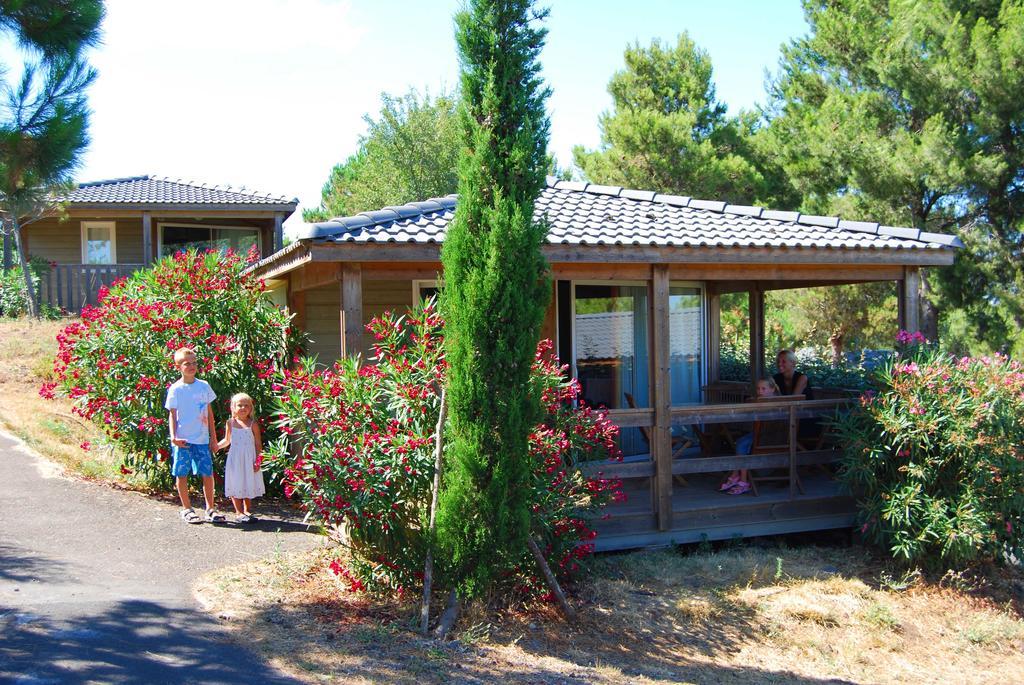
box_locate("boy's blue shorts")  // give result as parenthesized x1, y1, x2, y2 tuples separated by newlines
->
(171, 443, 213, 477)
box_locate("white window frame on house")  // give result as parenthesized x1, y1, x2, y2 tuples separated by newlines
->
(80, 221, 117, 265)
(156, 222, 262, 257)
(412, 279, 441, 303)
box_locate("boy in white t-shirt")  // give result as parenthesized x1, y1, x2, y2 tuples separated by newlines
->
(165, 347, 224, 524)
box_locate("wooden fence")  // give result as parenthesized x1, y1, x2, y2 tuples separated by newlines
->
(37, 263, 144, 314)
(582, 399, 851, 478)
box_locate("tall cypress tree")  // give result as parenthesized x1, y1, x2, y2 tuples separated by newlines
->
(435, 0, 551, 596)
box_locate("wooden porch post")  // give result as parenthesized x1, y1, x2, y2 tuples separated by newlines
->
(288, 288, 306, 331)
(652, 264, 673, 531)
(141, 211, 152, 267)
(898, 267, 921, 332)
(749, 286, 765, 385)
(340, 263, 363, 358)
(706, 285, 721, 384)
(273, 212, 285, 253)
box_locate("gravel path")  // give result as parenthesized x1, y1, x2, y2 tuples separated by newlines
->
(0, 430, 325, 684)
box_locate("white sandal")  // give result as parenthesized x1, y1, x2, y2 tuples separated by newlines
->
(180, 508, 202, 524)
(204, 508, 226, 523)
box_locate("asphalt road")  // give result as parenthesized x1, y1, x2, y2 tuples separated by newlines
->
(0, 430, 324, 684)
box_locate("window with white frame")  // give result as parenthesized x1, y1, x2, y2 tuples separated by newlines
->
(412, 279, 441, 303)
(81, 221, 117, 264)
(158, 223, 261, 258)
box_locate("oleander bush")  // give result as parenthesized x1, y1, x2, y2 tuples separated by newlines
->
(265, 300, 625, 597)
(836, 333, 1024, 568)
(42, 248, 304, 489)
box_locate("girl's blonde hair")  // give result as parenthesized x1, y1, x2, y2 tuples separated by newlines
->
(230, 392, 254, 411)
(757, 376, 780, 394)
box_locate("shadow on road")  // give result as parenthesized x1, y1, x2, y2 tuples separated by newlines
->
(0, 598, 300, 684)
(0, 542, 74, 585)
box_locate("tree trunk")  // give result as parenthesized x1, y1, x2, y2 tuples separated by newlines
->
(2, 232, 12, 271)
(420, 389, 447, 636)
(526, 536, 576, 621)
(11, 218, 39, 319)
(432, 588, 460, 639)
(829, 331, 844, 368)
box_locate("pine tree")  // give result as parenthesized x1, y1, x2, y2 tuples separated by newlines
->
(573, 33, 795, 207)
(765, 0, 1024, 354)
(434, 0, 551, 597)
(0, 0, 103, 317)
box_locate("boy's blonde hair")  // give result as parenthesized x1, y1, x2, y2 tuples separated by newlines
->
(173, 347, 196, 364)
(230, 392, 254, 408)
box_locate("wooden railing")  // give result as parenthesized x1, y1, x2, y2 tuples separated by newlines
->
(37, 263, 144, 314)
(581, 398, 854, 500)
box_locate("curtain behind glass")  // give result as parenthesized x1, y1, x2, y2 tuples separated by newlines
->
(669, 286, 703, 405)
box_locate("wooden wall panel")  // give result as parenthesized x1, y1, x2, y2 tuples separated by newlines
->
(300, 278, 413, 365)
(115, 219, 144, 264)
(303, 282, 341, 364)
(23, 218, 80, 263)
(25, 217, 145, 265)
(362, 279, 413, 329)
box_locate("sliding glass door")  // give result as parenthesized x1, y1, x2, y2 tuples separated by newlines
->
(563, 280, 706, 460)
(572, 283, 650, 458)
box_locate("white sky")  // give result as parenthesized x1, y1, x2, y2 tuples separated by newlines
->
(1, 1, 807, 233)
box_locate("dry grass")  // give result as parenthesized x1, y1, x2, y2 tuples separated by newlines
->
(0, 318, 134, 484)
(196, 542, 1024, 684)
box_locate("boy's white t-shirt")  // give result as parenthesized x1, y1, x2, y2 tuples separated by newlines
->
(164, 379, 216, 445)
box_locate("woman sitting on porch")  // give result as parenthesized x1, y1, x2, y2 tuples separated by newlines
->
(773, 349, 814, 400)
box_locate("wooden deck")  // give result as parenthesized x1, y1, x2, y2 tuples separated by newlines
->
(590, 471, 855, 551)
(580, 396, 858, 551)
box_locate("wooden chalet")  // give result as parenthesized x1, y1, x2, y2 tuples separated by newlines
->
(1, 175, 297, 313)
(246, 178, 961, 551)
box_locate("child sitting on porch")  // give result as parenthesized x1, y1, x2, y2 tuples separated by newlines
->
(719, 377, 779, 495)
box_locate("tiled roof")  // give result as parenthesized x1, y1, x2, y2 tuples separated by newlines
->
(296, 178, 961, 251)
(65, 175, 297, 207)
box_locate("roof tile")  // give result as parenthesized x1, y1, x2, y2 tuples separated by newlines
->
(878, 225, 921, 241)
(65, 174, 296, 206)
(620, 188, 657, 202)
(798, 215, 840, 229)
(291, 179, 959, 254)
(762, 209, 800, 222)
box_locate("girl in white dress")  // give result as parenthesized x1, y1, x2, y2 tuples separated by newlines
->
(216, 393, 265, 522)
